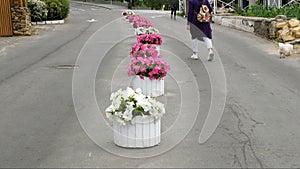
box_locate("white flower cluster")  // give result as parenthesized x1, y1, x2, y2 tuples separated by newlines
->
(27, 0, 48, 22)
(105, 87, 165, 125)
(135, 27, 160, 36)
(122, 10, 135, 16)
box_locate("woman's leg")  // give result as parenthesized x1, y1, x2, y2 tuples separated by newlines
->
(203, 37, 212, 49)
(191, 38, 199, 59)
(174, 10, 176, 19)
(203, 37, 214, 61)
(192, 38, 198, 54)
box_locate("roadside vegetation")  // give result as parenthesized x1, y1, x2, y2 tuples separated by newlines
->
(27, 0, 70, 22)
(231, 2, 300, 19)
(122, 0, 171, 10)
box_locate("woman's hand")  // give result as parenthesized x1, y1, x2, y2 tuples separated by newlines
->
(187, 25, 190, 30)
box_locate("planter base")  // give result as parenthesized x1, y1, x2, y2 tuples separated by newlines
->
(113, 116, 161, 148)
(132, 76, 164, 97)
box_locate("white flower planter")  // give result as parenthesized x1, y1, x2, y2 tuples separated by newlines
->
(155, 45, 160, 54)
(113, 116, 161, 148)
(132, 76, 164, 97)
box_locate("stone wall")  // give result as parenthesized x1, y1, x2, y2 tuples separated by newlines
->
(11, 0, 32, 36)
(213, 15, 257, 33)
(213, 14, 300, 42)
(253, 18, 277, 39)
(276, 17, 300, 42)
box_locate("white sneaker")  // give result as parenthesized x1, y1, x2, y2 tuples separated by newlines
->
(191, 54, 199, 60)
(207, 50, 214, 61)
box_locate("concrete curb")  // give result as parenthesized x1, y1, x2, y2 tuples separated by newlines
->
(70, 0, 127, 10)
(31, 20, 65, 25)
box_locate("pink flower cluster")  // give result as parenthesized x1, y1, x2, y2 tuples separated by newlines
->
(128, 43, 170, 80)
(126, 14, 138, 22)
(133, 18, 153, 28)
(137, 34, 162, 45)
(130, 43, 161, 58)
(125, 15, 170, 80)
(126, 14, 154, 28)
(127, 56, 171, 80)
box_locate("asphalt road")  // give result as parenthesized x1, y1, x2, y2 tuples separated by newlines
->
(0, 2, 300, 168)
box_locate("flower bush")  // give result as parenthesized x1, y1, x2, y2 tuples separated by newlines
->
(133, 17, 153, 28)
(124, 13, 170, 85)
(126, 15, 154, 28)
(135, 27, 159, 36)
(137, 34, 162, 45)
(122, 10, 135, 16)
(130, 43, 161, 58)
(105, 87, 165, 125)
(127, 55, 170, 80)
(127, 14, 139, 22)
(27, 0, 48, 22)
(41, 0, 69, 20)
(27, 0, 69, 21)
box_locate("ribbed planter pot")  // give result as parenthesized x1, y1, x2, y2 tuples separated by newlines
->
(132, 76, 164, 97)
(155, 45, 160, 54)
(113, 116, 161, 148)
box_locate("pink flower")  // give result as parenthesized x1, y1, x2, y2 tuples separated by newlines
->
(127, 57, 171, 80)
(141, 44, 147, 50)
(137, 34, 162, 45)
(130, 43, 160, 59)
(133, 65, 140, 72)
(139, 75, 144, 80)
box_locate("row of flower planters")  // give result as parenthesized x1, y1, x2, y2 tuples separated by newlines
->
(105, 11, 171, 148)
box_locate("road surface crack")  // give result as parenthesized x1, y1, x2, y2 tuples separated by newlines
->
(226, 98, 264, 168)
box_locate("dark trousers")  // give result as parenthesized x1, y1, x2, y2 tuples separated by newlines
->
(171, 8, 176, 19)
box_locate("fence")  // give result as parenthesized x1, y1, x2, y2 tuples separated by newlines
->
(0, 0, 13, 36)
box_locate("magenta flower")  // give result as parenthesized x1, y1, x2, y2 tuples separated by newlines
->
(127, 56, 171, 80)
(137, 34, 162, 45)
(130, 43, 161, 59)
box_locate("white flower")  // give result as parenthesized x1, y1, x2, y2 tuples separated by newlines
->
(110, 89, 122, 101)
(123, 87, 135, 100)
(135, 27, 145, 36)
(116, 111, 123, 117)
(146, 27, 159, 34)
(127, 10, 134, 15)
(105, 104, 115, 112)
(122, 109, 133, 121)
(112, 99, 121, 109)
(127, 101, 134, 110)
(135, 27, 159, 36)
(106, 112, 113, 121)
(137, 98, 151, 112)
(132, 90, 145, 102)
(104, 87, 165, 125)
(117, 118, 126, 126)
(135, 88, 142, 94)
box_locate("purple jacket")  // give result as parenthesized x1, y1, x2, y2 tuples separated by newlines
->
(187, 0, 213, 39)
(187, 0, 213, 25)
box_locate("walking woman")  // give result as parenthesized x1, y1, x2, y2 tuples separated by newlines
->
(170, 1, 177, 20)
(187, 0, 214, 61)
